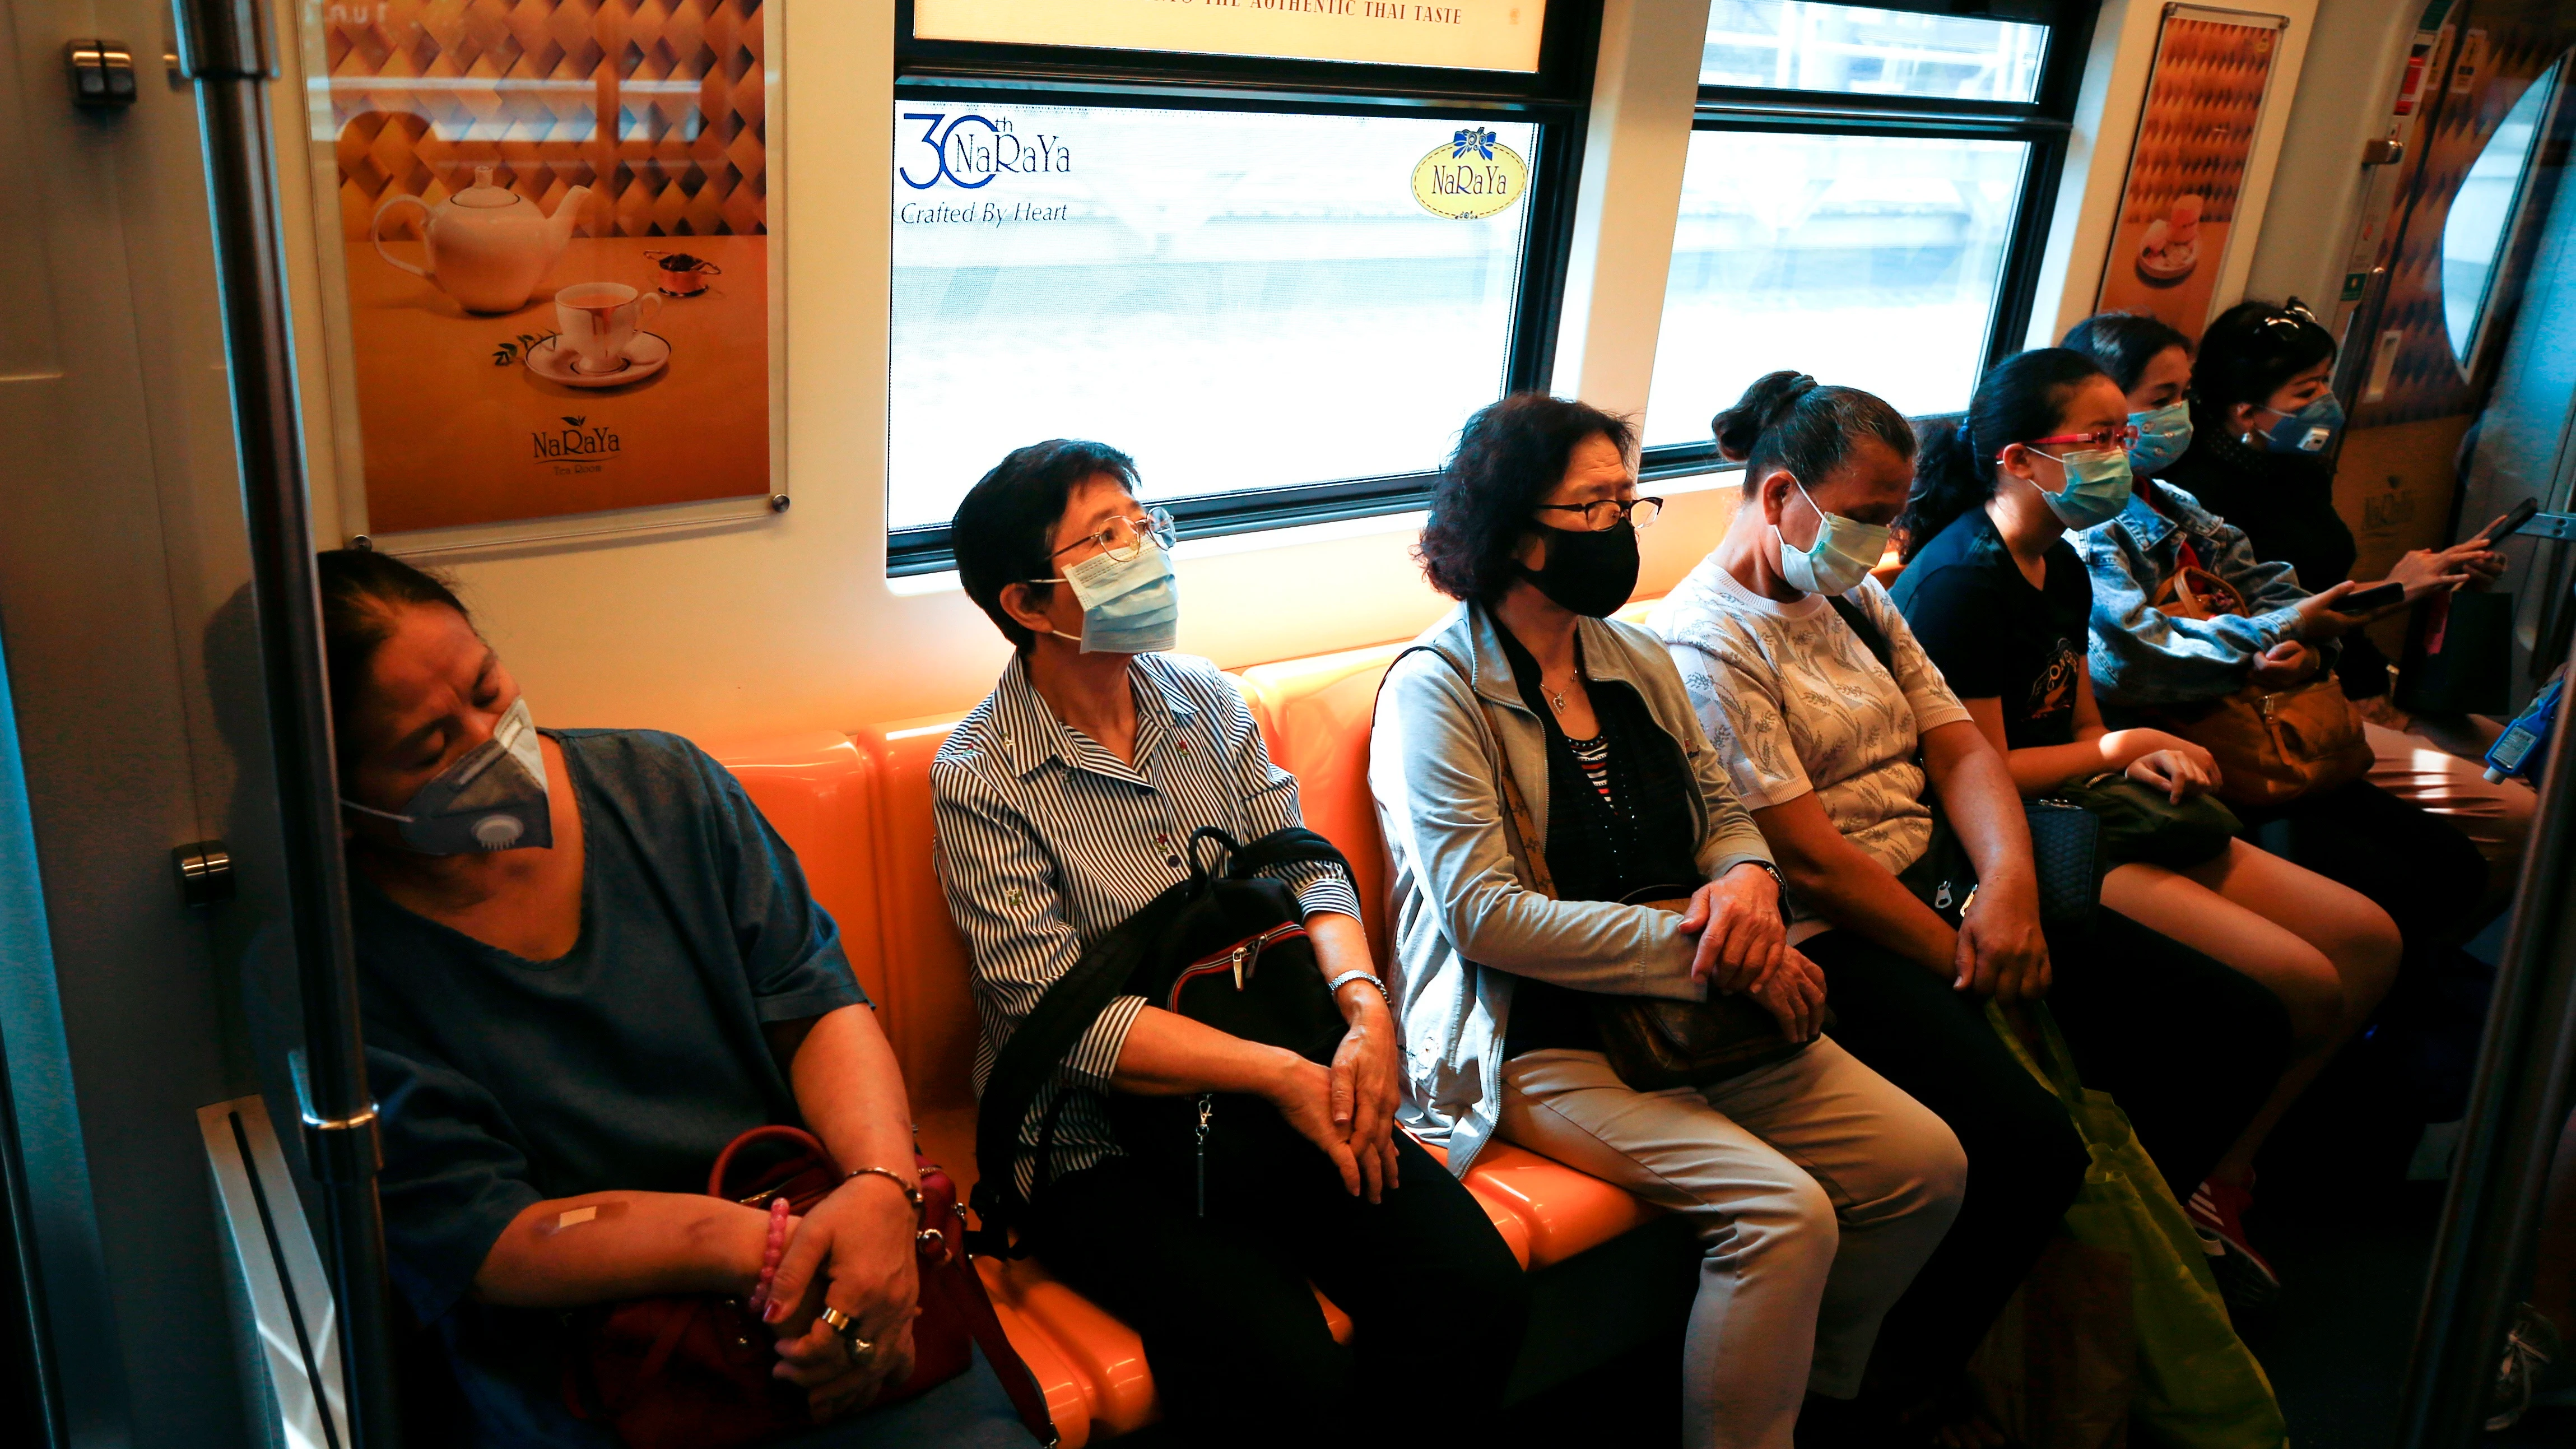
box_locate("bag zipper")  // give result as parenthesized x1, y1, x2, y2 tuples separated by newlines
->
(1194, 1093, 1213, 1218)
(1164, 922, 1308, 1010)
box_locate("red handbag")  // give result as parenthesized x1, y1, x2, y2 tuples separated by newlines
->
(565, 1125, 1057, 1448)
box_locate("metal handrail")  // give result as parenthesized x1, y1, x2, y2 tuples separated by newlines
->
(172, 0, 401, 1443)
(2399, 624, 2576, 1447)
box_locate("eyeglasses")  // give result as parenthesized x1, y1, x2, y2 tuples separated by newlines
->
(1534, 496, 1664, 532)
(1046, 505, 1178, 566)
(2025, 425, 2140, 454)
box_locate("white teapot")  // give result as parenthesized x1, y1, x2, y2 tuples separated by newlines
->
(371, 165, 592, 314)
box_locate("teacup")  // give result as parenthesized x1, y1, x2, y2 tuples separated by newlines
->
(555, 282, 663, 374)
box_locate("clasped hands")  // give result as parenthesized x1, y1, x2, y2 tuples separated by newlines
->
(759, 1174, 923, 1423)
(1678, 863, 1824, 1042)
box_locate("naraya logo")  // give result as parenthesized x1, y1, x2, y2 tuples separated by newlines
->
(1411, 127, 1528, 221)
(533, 415, 620, 462)
(899, 112, 1072, 190)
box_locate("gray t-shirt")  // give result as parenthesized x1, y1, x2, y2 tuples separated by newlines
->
(1648, 556, 1971, 935)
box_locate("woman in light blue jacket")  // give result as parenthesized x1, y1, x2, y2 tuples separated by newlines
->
(1369, 393, 1963, 1449)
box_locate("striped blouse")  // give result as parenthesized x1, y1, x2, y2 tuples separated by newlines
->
(931, 652, 1361, 1197)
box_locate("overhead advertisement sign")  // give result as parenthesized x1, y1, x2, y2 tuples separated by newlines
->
(912, 0, 1546, 73)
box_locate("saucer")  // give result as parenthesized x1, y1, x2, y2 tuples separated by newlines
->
(527, 332, 671, 387)
(2136, 242, 2198, 286)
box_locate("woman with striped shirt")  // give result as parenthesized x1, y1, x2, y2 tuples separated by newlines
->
(932, 439, 1527, 1449)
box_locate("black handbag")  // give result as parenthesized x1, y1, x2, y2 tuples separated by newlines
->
(1827, 596, 2103, 934)
(1389, 644, 1817, 1094)
(1897, 801, 2100, 933)
(970, 825, 1355, 1247)
(2049, 772, 2239, 870)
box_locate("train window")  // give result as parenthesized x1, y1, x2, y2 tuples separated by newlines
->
(1644, 0, 2091, 471)
(1699, 0, 2049, 103)
(885, 8, 1594, 575)
(1645, 130, 2028, 447)
(2443, 59, 2563, 371)
(888, 105, 1537, 537)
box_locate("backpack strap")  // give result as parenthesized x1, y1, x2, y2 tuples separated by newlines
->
(1826, 593, 1897, 677)
(1217, 824, 1352, 883)
(1376, 643, 1559, 897)
(966, 832, 1355, 1254)
(968, 874, 1193, 1256)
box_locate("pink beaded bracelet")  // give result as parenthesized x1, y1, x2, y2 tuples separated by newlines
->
(746, 1196, 792, 1312)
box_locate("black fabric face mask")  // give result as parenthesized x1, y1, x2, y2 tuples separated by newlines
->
(1522, 519, 1640, 618)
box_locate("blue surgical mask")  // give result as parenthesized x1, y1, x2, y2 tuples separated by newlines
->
(342, 696, 554, 854)
(2127, 400, 2192, 475)
(1041, 542, 1180, 654)
(2031, 447, 2133, 531)
(1775, 477, 1890, 597)
(2256, 392, 2344, 454)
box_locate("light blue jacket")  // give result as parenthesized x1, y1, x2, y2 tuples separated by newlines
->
(2080, 480, 2328, 708)
(1366, 603, 1776, 1178)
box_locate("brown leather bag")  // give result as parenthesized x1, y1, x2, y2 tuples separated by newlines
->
(2149, 566, 2370, 811)
(1394, 645, 1816, 1093)
(564, 1125, 1057, 1449)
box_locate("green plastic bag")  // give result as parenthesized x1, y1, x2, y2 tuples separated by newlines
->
(1988, 1003, 2290, 1449)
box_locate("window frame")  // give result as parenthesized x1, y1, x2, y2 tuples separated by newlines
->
(1642, 0, 2100, 482)
(885, 0, 1602, 575)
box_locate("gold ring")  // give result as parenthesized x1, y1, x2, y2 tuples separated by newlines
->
(816, 1306, 872, 1360)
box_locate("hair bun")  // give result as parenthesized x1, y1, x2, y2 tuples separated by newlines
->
(1712, 370, 1821, 462)
(1769, 373, 1821, 425)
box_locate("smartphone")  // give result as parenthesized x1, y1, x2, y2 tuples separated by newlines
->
(2340, 580, 2407, 613)
(2481, 496, 2544, 545)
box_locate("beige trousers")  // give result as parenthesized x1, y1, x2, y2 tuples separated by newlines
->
(2363, 721, 2534, 879)
(1498, 1039, 1965, 1449)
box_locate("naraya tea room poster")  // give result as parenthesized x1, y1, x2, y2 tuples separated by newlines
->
(323, 0, 771, 535)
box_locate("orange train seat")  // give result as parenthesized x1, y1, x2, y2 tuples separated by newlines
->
(710, 625, 1704, 1439)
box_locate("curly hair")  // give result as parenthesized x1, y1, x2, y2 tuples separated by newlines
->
(1416, 393, 1636, 602)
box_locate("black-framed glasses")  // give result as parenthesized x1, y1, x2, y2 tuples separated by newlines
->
(1535, 496, 1664, 532)
(1045, 505, 1178, 568)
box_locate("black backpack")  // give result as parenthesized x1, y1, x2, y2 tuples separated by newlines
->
(968, 826, 1356, 1253)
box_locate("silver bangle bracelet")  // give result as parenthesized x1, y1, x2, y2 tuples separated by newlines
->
(842, 1164, 923, 1211)
(1325, 970, 1394, 1014)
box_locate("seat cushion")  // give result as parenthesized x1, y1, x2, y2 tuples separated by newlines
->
(850, 715, 983, 1127)
(1232, 644, 1410, 960)
(1442, 1140, 1667, 1271)
(707, 732, 890, 1014)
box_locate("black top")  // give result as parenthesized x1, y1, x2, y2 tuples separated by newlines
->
(1891, 507, 2090, 751)
(354, 729, 865, 1441)
(1492, 622, 1702, 1055)
(2163, 397, 2386, 697)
